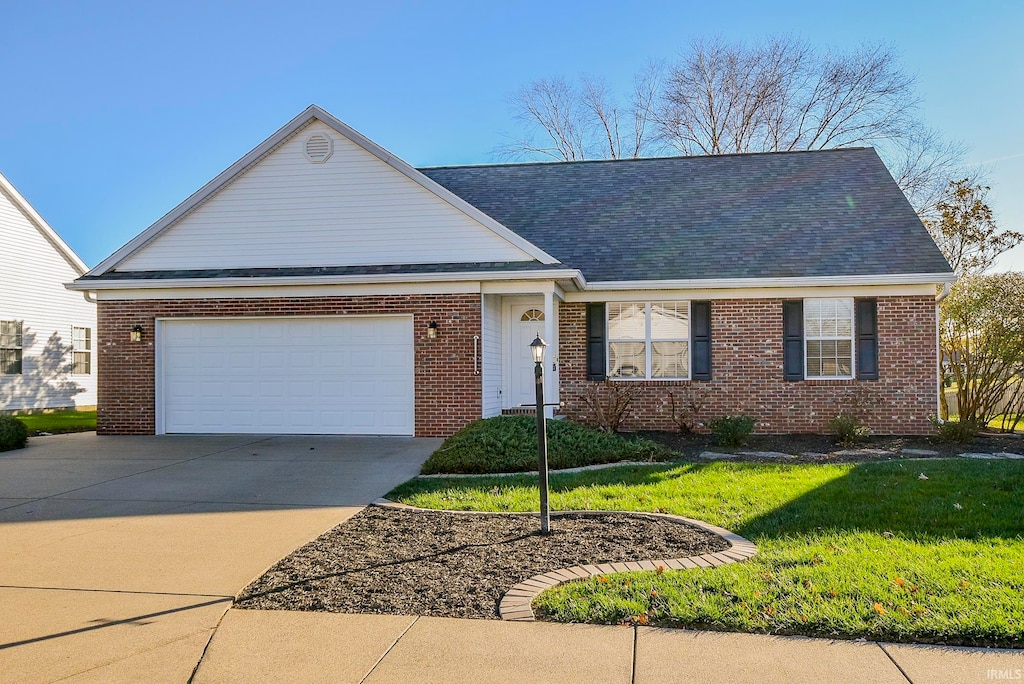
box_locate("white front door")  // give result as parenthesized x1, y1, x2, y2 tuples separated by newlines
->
(510, 303, 546, 409)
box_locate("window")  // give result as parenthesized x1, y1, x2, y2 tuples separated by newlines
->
(1, 321, 23, 374)
(72, 326, 92, 375)
(607, 302, 689, 379)
(520, 309, 544, 322)
(804, 298, 853, 379)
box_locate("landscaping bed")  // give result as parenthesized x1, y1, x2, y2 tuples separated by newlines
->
(390, 458, 1024, 647)
(235, 506, 727, 619)
(641, 430, 1024, 463)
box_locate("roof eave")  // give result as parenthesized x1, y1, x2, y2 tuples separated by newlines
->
(585, 273, 957, 290)
(66, 268, 586, 291)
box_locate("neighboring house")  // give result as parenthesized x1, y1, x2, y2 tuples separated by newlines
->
(1, 171, 96, 412)
(70, 105, 954, 437)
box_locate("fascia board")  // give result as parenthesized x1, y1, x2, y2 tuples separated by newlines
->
(66, 268, 585, 291)
(585, 273, 957, 290)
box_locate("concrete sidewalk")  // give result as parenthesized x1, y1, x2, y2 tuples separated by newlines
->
(194, 609, 1024, 684)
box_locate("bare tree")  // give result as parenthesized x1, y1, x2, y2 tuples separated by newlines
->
(498, 62, 665, 161)
(927, 180, 1024, 275)
(500, 36, 967, 215)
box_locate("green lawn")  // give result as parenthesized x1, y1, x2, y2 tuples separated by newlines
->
(388, 459, 1024, 647)
(16, 410, 97, 435)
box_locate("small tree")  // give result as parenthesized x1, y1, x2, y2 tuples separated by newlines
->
(927, 180, 1024, 276)
(940, 273, 1024, 431)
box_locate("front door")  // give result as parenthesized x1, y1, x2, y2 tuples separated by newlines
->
(510, 303, 546, 409)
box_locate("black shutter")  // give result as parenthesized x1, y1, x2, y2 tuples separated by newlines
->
(691, 301, 712, 380)
(586, 303, 607, 380)
(783, 300, 804, 381)
(855, 298, 879, 380)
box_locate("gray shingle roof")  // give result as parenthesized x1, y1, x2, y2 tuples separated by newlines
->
(420, 148, 953, 282)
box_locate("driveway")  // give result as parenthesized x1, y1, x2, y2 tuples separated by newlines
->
(0, 432, 438, 683)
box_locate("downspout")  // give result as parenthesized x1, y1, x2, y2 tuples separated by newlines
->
(934, 283, 952, 420)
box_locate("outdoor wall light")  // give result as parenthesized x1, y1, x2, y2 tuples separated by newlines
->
(426, 320, 439, 339)
(130, 325, 144, 343)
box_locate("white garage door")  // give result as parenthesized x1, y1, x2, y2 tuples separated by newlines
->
(159, 316, 414, 435)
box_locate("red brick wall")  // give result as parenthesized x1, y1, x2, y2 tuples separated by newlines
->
(558, 296, 938, 435)
(97, 294, 482, 437)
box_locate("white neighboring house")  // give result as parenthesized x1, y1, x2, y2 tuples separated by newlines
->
(0, 171, 96, 412)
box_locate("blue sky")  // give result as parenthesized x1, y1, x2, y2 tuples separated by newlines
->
(2, 0, 1021, 271)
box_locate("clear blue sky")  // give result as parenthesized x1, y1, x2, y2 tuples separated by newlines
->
(2, 0, 1022, 271)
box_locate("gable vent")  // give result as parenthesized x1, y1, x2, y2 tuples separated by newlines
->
(304, 133, 333, 163)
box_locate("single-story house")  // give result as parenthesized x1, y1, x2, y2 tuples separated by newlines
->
(69, 105, 955, 437)
(1, 170, 96, 413)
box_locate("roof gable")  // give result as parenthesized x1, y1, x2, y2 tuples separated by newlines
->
(92, 106, 556, 275)
(421, 149, 954, 283)
(0, 171, 87, 276)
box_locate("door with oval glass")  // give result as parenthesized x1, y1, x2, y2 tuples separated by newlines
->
(510, 303, 545, 409)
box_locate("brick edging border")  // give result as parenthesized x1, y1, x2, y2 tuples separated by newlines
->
(372, 499, 757, 622)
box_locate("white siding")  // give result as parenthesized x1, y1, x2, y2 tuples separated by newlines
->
(0, 185, 96, 411)
(481, 294, 503, 418)
(119, 121, 535, 271)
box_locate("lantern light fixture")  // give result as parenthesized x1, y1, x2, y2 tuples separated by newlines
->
(426, 320, 439, 339)
(130, 324, 144, 343)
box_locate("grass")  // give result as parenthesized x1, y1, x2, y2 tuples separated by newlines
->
(387, 459, 1024, 647)
(16, 410, 97, 435)
(986, 414, 1023, 433)
(420, 415, 670, 474)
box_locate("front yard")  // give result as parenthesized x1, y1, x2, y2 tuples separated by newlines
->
(389, 458, 1024, 647)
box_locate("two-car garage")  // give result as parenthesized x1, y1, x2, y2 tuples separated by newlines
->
(157, 316, 415, 435)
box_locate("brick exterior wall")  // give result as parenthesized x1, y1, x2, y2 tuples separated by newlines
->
(97, 294, 482, 437)
(558, 296, 939, 435)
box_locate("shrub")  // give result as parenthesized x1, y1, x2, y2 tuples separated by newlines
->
(0, 415, 29, 452)
(829, 413, 871, 446)
(707, 414, 756, 447)
(421, 415, 671, 474)
(931, 416, 980, 443)
(577, 380, 642, 433)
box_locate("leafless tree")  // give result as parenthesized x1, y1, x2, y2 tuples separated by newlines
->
(500, 36, 968, 215)
(497, 61, 665, 161)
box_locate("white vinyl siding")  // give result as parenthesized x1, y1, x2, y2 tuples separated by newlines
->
(481, 294, 502, 418)
(0, 184, 96, 410)
(608, 302, 690, 380)
(119, 121, 536, 271)
(804, 298, 855, 379)
(158, 317, 414, 435)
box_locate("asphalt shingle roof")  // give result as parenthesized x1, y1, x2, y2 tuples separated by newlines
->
(420, 148, 953, 282)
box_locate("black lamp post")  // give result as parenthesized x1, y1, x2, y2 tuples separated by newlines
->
(530, 334, 551, 534)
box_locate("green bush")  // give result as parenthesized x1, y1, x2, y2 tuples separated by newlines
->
(421, 415, 671, 474)
(932, 417, 980, 443)
(0, 415, 29, 452)
(706, 414, 756, 447)
(829, 413, 871, 446)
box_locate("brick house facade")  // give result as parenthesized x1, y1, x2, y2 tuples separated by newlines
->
(72, 105, 954, 439)
(96, 294, 482, 437)
(558, 296, 939, 435)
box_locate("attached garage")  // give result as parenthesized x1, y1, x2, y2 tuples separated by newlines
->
(157, 316, 414, 435)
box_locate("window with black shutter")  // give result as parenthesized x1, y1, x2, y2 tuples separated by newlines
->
(855, 299, 879, 380)
(586, 303, 606, 380)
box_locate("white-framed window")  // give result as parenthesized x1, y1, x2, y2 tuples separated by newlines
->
(804, 298, 854, 379)
(72, 326, 91, 375)
(1, 320, 22, 375)
(608, 301, 690, 380)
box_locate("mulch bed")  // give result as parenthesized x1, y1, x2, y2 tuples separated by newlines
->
(236, 506, 727, 619)
(637, 430, 1023, 463)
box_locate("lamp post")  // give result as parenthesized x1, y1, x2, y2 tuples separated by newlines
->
(530, 334, 551, 535)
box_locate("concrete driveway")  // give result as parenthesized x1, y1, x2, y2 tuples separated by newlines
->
(0, 432, 438, 683)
